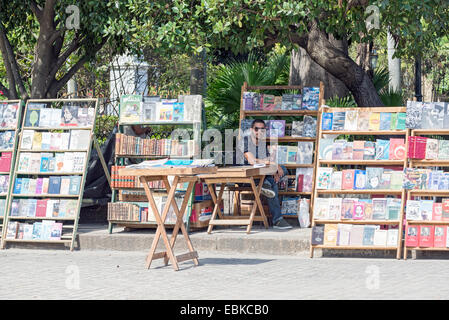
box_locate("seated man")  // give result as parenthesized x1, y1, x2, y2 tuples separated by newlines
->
(239, 119, 292, 230)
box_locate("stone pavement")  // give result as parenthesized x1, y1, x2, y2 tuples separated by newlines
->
(1, 248, 449, 300)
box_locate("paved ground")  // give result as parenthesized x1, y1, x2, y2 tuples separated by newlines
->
(1, 248, 449, 300)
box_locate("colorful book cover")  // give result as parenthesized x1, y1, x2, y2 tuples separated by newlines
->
(301, 87, 320, 111)
(372, 198, 387, 220)
(379, 113, 392, 131)
(368, 113, 380, 131)
(24, 105, 42, 127)
(319, 138, 334, 160)
(405, 101, 422, 129)
(419, 200, 434, 221)
(323, 224, 338, 246)
(331, 112, 345, 131)
(301, 116, 317, 138)
(439, 173, 449, 190)
(442, 199, 449, 221)
(273, 96, 282, 110)
(405, 225, 419, 247)
(429, 170, 442, 190)
(433, 202, 443, 221)
(366, 167, 383, 189)
(353, 202, 365, 220)
(330, 171, 343, 190)
(364, 201, 374, 220)
(419, 225, 434, 247)
(341, 169, 355, 190)
(425, 138, 439, 159)
(61, 105, 79, 126)
(268, 120, 286, 138)
(296, 174, 304, 192)
(344, 110, 358, 131)
(49, 223, 63, 240)
(406, 200, 421, 220)
(396, 112, 406, 130)
(291, 121, 303, 137)
(352, 140, 365, 160)
(390, 113, 398, 130)
(261, 94, 275, 111)
(341, 141, 353, 160)
(316, 167, 333, 189)
(341, 199, 354, 219)
(280, 93, 293, 110)
(438, 140, 449, 160)
(291, 94, 302, 110)
(311, 226, 324, 245)
(313, 198, 330, 220)
(407, 136, 416, 159)
(48, 176, 61, 194)
(414, 136, 428, 159)
(375, 139, 390, 160)
(362, 226, 376, 246)
(6, 221, 18, 239)
(331, 139, 346, 160)
(157, 102, 174, 121)
(35, 199, 47, 217)
(321, 113, 333, 131)
(296, 168, 313, 192)
(380, 170, 392, 189)
(296, 142, 313, 164)
(386, 198, 401, 220)
(328, 197, 342, 220)
(242, 92, 256, 111)
(119, 94, 142, 123)
(13, 178, 22, 194)
(434, 226, 447, 248)
(286, 146, 297, 164)
(357, 111, 370, 131)
(363, 141, 375, 160)
(389, 138, 406, 160)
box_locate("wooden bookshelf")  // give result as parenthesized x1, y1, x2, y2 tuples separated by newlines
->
(310, 106, 408, 259)
(404, 128, 449, 259)
(1, 98, 99, 250)
(0, 100, 23, 245)
(109, 94, 206, 233)
(239, 82, 324, 220)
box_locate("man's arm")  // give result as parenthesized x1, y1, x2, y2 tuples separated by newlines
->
(244, 152, 271, 165)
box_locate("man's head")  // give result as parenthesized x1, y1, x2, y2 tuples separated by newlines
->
(251, 119, 266, 140)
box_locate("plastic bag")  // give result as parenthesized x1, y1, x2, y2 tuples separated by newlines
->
(298, 198, 310, 228)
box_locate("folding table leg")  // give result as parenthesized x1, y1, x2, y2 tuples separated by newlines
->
(207, 183, 225, 234)
(248, 176, 269, 233)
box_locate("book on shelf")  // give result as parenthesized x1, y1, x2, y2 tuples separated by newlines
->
(301, 87, 319, 110)
(316, 167, 333, 189)
(349, 225, 364, 246)
(0, 151, 12, 172)
(291, 121, 303, 137)
(319, 138, 334, 160)
(301, 116, 317, 138)
(321, 113, 333, 131)
(344, 110, 358, 131)
(363, 141, 375, 160)
(120, 95, 142, 123)
(337, 224, 352, 246)
(379, 113, 392, 131)
(362, 225, 376, 246)
(296, 168, 313, 192)
(311, 225, 324, 245)
(373, 229, 388, 246)
(0, 102, 19, 128)
(368, 113, 380, 131)
(330, 171, 342, 190)
(328, 197, 342, 220)
(141, 96, 160, 121)
(434, 226, 447, 247)
(323, 224, 338, 246)
(357, 111, 370, 131)
(0, 130, 15, 149)
(331, 112, 345, 131)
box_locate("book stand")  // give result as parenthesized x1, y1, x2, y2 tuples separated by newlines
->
(119, 166, 216, 270)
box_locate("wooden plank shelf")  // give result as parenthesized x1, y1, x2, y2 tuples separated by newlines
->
(246, 85, 302, 90)
(0, 127, 17, 131)
(316, 189, 403, 194)
(282, 164, 314, 168)
(406, 220, 449, 225)
(321, 130, 407, 136)
(409, 160, 449, 167)
(312, 245, 398, 250)
(319, 160, 405, 165)
(408, 190, 449, 196)
(21, 149, 88, 153)
(22, 126, 92, 130)
(313, 219, 400, 225)
(12, 194, 79, 198)
(8, 216, 76, 221)
(115, 154, 192, 159)
(243, 110, 318, 116)
(411, 129, 449, 135)
(265, 136, 316, 142)
(0, 149, 13, 153)
(118, 121, 197, 125)
(16, 172, 84, 175)
(4, 239, 72, 244)
(279, 191, 312, 196)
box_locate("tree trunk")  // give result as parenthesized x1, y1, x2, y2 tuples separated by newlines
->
(289, 36, 350, 101)
(289, 21, 384, 107)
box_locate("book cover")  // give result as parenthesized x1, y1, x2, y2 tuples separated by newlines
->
(337, 224, 352, 246)
(29, 153, 41, 172)
(403, 168, 420, 190)
(49, 223, 63, 240)
(39, 108, 52, 127)
(379, 112, 392, 131)
(341, 169, 355, 190)
(328, 197, 342, 220)
(301, 116, 317, 138)
(321, 113, 333, 131)
(330, 171, 343, 190)
(368, 113, 380, 131)
(323, 224, 338, 246)
(61, 104, 79, 126)
(50, 108, 62, 127)
(286, 146, 297, 164)
(352, 140, 365, 160)
(331, 112, 345, 131)
(0, 103, 18, 128)
(420, 102, 433, 129)
(35, 199, 47, 217)
(13, 178, 22, 194)
(439, 173, 449, 191)
(387, 229, 399, 247)
(301, 87, 320, 110)
(291, 121, 303, 137)
(119, 94, 142, 123)
(296, 142, 313, 164)
(372, 198, 387, 220)
(21, 130, 34, 150)
(40, 220, 54, 240)
(353, 202, 365, 220)
(373, 229, 387, 246)
(32, 131, 42, 150)
(444, 102, 449, 129)
(158, 102, 174, 121)
(414, 136, 428, 159)
(24, 105, 42, 127)
(296, 174, 304, 192)
(380, 170, 392, 189)
(344, 110, 358, 131)
(434, 226, 447, 248)
(387, 198, 401, 220)
(349, 225, 365, 246)
(46, 199, 56, 218)
(405, 225, 419, 247)
(280, 93, 293, 110)
(442, 199, 449, 221)
(375, 139, 390, 160)
(141, 96, 160, 120)
(366, 167, 383, 189)
(48, 176, 61, 194)
(31, 222, 42, 240)
(396, 112, 406, 130)
(70, 130, 91, 150)
(405, 100, 422, 129)
(260, 94, 275, 111)
(357, 111, 370, 131)
(60, 177, 71, 195)
(363, 141, 375, 160)
(0, 173, 9, 193)
(341, 199, 354, 219)
(172, 102, 184, 122)
(319, 138, 334, 160)
(438, 140, 449, 160)
(406, 200, 422, 220)
(389, 138, 406, 160)
(62, 152, 75, 172)
(23, 224, 34, 240)
(69, 176, 81, 195)
(407, 136, 416, 159)
(296, 168, 313, 192)
(291, 94, 302, 110)
(433, 202, 443, 221)
(342, 141, 353, 160)
(419, 225, 434, 247)
(6, 221, 18, 239)
(316, 167, 333, 190)
(273, 96, 283, 110)
(390, 113, 398, 130)
(425, 138, 439, 159)
(313, 198, 329, 220)
(9, 199, 19, 216)
(429, 170, 442, 190)
(363, 201, 374, 220)
(42, 178, 49, 194)
(331, 139, 345, 160)
(427, 102, 445, 129)
(41, 132, 51, 150)
(311, 225, 324, 245)
(39, 154, 50, 173)
(362, 226, 376, 246)
(268, 120, 286, 138)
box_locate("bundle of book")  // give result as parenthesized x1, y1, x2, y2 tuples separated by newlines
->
(242, 87, 320, 111)
(280, 197, 310, 216)
(319, 138, 406, 161)
(405, 199, 449, 221)
(316, 167, 403, 191)
(0, 102, 19, 128)
(271, 142, 314, 165)
(240, 116, 317, 137)
(408, 136, 449, 160)
(312, 224, 399, 247)
(24, 103, 95, 127)
(117, 190, 148, 202)
(115, 133, 194, 157)
(314, 197, 401, 221)
(17, 152, 85, 173)
(21, 130, 91, 151)
(405, 224, 449, 248)
(403, 168, 449, 190)
(321, 109, 406, 131)
(111, 166, 164, 189)
(5, 221, 64, 241)
(405, 101, 449, 129)
(13, 176, 81, 196)
(9, 199, 78, 218)
(120, 95, 196, 123)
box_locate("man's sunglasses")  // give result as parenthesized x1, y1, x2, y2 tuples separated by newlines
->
(253, 127, 266, 132)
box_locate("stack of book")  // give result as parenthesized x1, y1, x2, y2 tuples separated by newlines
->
(21, 130, 90, 151)
(242, 87, 319, 111)
(312, 224, 399, 247)
(14, 176, 81, 195)
(316, 167, 403, 190)
(408, 136, 449, 160)
(111, 166, 164, 189)
(115, 133, 194, 157)
(321, 110, 406, 131)
(24, 103, 95, 127)
(314, 197, 401, 220)
(118, 190, 148, 202)
(406, 199, 449, 221)
(107, 202, 149, 222)
(403, 168, 449, 190)
(17, 152, 85, 173)
(9, 199, 78, 218)
(319, 138, 406, 161)
(405, 225, 449, 248)
(405, 101, 449, 129)
(6, 221, 63, 241)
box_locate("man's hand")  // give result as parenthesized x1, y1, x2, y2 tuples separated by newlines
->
(274, 165, 284, 183)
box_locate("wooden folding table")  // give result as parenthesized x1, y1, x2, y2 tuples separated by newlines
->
(119, 166, 217, 271)
(199, 165, 278, 234)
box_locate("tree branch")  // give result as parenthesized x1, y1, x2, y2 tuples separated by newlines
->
(0, 81, 11, 99)
(0, 22, 17, 98)
(29, 0, 43, 22)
